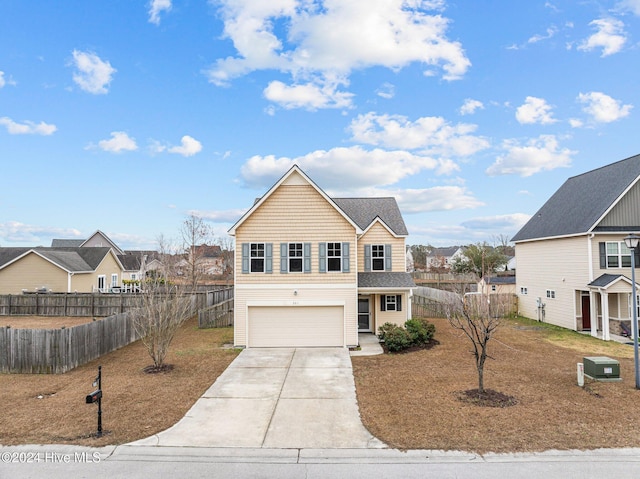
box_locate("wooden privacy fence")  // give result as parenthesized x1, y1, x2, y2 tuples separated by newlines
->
(0, 288, 234, 374)
(0, 288, 233, 317)
(198, 298, 234, 328)
(412, 291, 518, 320)
(412, 294, 449, 319)
(0, 311, 141, 374)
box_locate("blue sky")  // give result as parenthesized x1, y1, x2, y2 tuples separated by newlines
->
(1, 0, 638, 250)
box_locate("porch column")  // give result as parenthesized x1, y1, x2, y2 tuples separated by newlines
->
(591, 291, 602, 338)
(599, 291, 609, 340)
(603, 293, 610, 341)
(590, 291, 598, 335)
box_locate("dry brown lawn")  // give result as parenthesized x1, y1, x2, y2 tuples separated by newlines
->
(0, 318, 239, 446)
(3, 314, 640, 453)
(0, 316, 105, 329)
(352, 316, 640, 453)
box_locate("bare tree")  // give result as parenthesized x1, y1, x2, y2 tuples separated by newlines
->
(133, 236, 195, 372)
(445, 288, 513, 393)
(181, 214, 213, 290)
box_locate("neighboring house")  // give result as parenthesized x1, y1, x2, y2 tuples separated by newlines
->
(425, 246, 463, 271)
(0, 247, 124, 294)
(512, 154, 640, 340)
(478, 276, 516, 295)
(53, 230, 151, 284)
(228, 165, 415, 348)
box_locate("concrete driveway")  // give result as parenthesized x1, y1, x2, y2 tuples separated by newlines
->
(132, 347, 385, 449)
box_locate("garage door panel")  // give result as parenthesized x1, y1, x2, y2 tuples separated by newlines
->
(249, 306, 343, 347)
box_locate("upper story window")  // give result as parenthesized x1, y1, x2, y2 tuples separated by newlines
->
(607, 241, 631, 268)
(371, 245, 385, 271)
(327, 242, 342, 272)
(365, 244, 392, 272)
(289, 243, 303, 272)
(318, 242, 350, 273)
(251, 243, 265, 272)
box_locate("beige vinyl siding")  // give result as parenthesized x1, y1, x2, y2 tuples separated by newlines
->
(0, 253, 68, 294)
(71, 253, 123, 292)
(515, 236, 589, 330)
(235, 183, 357, 285)
(358, 223, 406, 272)
(373, 293, 408, 330)
(235, 285, 357, 347)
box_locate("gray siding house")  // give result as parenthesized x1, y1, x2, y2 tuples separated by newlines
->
(512, 153, 640, 340)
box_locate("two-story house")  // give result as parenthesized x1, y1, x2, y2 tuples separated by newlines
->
(228, 165, 415, 348)
(512, 153, 640, 340)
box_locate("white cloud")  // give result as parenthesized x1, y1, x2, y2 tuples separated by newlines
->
(617, 0, 640, 15)
(348, 112, 490, 157)
(0, 71, 5, 88)
(390, 186, 484, 213)
(527, 26, 558, 44)
(71, 50, 116, 94)
(97, 131, 138, 153)
(0, 117, 57, 135)
(515, 96, 557, 125)
(263, 80, 354, 110)
(189, 209, 247, 223)
(376, 82, 395, 100)
(578, 91, 632, 123)
(0, 222, 82, 244)
(240, 145, 442, 190)
(168, 135, 203, 157)
(486, 135, 576, 177)
(459, 98, 484, 115)
(148, 0, 172, 25)
(461, 213, 531, 231)
(206, 1, 470, 109)
(569, 118, 584, 128)
(578, 18, 626, 57)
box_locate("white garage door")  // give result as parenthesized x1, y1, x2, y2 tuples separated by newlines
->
(248, 306, 344, 347)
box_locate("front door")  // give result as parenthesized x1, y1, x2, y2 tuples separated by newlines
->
(358, 297, 371, 331)
(582, 295, 591, 330)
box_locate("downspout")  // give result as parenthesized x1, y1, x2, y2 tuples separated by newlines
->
(68, 272, 74, 293)
(587, 233, 595, 282)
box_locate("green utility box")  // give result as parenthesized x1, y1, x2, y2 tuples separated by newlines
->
(583, 356, 621, 381)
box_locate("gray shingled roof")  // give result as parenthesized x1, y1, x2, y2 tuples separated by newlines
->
(512, 154, 640, 242)
(333, 197, 409, 236)
(0, 247, 112, 272)
(358, 272, 416, 289)
(588, 273, 629, 288)
(51, 239, 84, 247)
(428, 246, 460, 257)
(485, 276, 516, 285)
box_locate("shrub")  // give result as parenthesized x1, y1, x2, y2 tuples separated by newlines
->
(377, 322, 397, 341)
(405, 318, 436, 345)
(383, 326, 412, 352)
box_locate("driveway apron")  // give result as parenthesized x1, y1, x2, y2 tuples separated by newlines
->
(132, 348, 385, 449)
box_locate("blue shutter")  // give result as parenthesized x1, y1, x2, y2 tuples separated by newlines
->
(304, 243, 311, 273)
(385, 244, 392, 271)
(265, 243, 273, 273)
(342, 242, 350, 273)
(280, 243, 288, 273)
(319, 242, 326, 273)
(241, 243, 249, 274)
(364, 245, 371, 272)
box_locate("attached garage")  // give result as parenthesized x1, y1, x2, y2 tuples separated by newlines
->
(247, 305, 344, 347)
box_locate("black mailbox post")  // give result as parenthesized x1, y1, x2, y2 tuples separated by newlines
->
(85, 366, 102, 437)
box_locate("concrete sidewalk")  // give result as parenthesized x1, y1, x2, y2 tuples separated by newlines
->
(131, 347, 384, 449)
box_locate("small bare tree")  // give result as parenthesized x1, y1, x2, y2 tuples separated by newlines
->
(133, 236, 195, 372)
(181, 214, 213, 291)
(446, 289, 513, 393)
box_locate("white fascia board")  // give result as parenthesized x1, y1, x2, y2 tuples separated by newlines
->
(361, 216, 404, 238)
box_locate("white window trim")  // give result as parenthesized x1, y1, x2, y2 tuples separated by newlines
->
(606, 241, 632, 269)
(288, 242, 303, 273)
(371, 244, 385, 271)
(111, 274, 118, 287)
(520, 287, 528, 295)
(327, 242, 342, 272)
(250, 242, 266, 273)
(546, 289, 556, 299)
